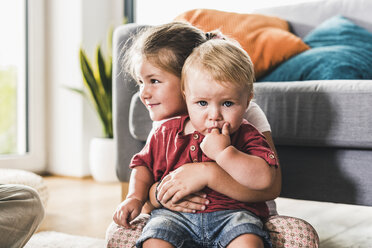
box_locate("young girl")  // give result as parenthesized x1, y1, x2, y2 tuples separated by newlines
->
(108, 22, 281, 246)
(128, 22, 280, 213)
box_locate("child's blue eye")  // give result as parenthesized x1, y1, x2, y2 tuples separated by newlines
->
(198, 101, 207, 106)
(223, 101, 234, 107)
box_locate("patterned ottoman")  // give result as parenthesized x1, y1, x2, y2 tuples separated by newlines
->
(265, 215, 320, 248)
(106, 213, 320, 248)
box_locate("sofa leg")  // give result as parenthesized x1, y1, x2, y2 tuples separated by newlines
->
(121, 182, 129, 201)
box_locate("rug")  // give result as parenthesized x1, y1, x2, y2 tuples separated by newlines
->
(25, 231, 105, 248)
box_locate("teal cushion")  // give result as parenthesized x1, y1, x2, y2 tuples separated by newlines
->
(258, 16, 372, 81)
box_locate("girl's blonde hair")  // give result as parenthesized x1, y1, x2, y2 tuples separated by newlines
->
(123, 22, 207, 81)
(181, 39, 255, 96)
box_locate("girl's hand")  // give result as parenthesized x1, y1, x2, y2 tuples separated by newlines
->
(160, 192, 208, 213)
(200, 122, 231, 160)
(157, 163, 210, 207)
(113, 197, 143, 228)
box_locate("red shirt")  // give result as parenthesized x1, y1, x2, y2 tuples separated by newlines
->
(130, 115, 278, 218)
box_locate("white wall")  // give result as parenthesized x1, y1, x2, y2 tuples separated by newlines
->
(136, 0, 320, 25)
(45, 0, 123, 177)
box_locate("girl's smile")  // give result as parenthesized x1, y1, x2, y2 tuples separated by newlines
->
(137, 59, 187, 121)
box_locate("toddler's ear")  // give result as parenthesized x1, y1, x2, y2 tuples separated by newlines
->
(246, 93, 253, 108)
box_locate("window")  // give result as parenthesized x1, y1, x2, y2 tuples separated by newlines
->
(0, 0, 27, 156)
(0, 0, 45, 171)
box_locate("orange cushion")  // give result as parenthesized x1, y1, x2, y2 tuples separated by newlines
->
(174, 9, 310, 78)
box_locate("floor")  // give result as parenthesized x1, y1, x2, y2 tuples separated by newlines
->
(38, 176, 121, 239)
(38, 176, 372, 247)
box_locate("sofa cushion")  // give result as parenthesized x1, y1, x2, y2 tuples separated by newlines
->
(253, 80, 372, 148)
(129, 92, 152, 141)
(258, 16, 372, 81)
(304, 15, 372, 48)
(174, 9, 309, 78)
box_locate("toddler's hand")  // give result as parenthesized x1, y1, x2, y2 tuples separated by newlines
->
(200, 122, 231, 160)
(113, 197, 143, 228)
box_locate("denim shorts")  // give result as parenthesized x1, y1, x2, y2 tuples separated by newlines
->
(136, 209, 272, 248)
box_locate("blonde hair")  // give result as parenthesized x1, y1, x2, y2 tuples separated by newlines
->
(123, 22, 206, 81)
(181, 39, 255, 96)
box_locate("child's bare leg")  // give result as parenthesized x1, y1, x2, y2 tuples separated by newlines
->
(227, 234, 264, 248)
(143, 238, 175, 248)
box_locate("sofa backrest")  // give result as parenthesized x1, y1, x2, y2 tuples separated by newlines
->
(125, 0, 372, 141)
(254, 0, 372, 38)
(121, 0, 372, 144)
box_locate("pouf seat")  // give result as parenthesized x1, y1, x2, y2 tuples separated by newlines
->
(25, 231, 105, 248)
(0, 168, 49, 206)
(105, 213, 320, 248)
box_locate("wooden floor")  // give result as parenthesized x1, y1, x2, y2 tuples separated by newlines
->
(38, 176, 372, 247)
(38, 176, 122, 239)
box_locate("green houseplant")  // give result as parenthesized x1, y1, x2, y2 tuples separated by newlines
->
(79, 40, 113, 138)
(75, 28, 117, 182)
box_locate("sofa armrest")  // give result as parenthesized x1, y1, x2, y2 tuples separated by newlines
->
(113, 24, 149, 182)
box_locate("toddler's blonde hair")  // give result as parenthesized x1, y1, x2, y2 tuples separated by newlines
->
(181, 39, 255, 96)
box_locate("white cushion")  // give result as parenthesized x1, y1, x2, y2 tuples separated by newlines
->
(0, 168, 48, 206)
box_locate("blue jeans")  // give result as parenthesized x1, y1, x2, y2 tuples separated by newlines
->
(136, 209, 271, 248)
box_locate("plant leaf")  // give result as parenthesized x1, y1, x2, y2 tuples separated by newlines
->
(78, 28, 114, 138)
(63, 86, 86, 96)
(80, 48, 107, 133)
(97, 46, 111, 96)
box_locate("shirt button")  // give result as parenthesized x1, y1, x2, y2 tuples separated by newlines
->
(190, 145, 196, 151)
(269, 154, 275, 159)
(193, 133, 199, 139)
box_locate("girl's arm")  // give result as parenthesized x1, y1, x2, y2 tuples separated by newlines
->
(113, 166, 153, 227)
(157, 160, 279, 205)
(261, 130, 281, 198)
(156, 130, 281, 207)
(126, 166, 154, 204)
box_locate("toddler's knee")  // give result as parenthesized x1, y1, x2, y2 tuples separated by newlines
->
(227, 234, 264, 248)
(143, 238, 174, 248)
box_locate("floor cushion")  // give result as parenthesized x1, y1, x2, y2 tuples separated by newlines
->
(0, 168, 49, 206)
(25, 231, 104, 248)
(266, 215, 319, 248)
(105, 213, 319, 248)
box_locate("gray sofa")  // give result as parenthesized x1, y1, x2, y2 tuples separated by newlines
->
(113, 0, 372, 206)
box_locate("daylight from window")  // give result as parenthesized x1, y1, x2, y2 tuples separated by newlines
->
(0, 0, 26, 155)
(135, 0, 320, 25)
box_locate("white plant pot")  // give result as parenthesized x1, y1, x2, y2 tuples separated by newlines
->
(89, 137, 118, 183)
